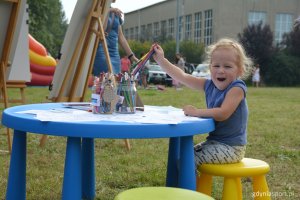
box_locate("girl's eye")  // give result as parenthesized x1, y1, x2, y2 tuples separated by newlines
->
(225, 65, 232, 68)
(212, 65, 219, 68)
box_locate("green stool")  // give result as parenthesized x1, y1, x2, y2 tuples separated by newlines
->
(114, 187, 214, 200)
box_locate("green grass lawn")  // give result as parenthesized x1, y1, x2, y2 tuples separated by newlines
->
(1, 86, 299, 199)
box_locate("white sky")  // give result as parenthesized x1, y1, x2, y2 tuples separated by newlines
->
(61, 0, 166, 22)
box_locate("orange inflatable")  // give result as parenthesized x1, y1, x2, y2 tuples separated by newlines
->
(29, 34, 47, 56)
(30, 63, 56, 76)
(29, 49, 57, 67)
(27, 34, 56, 86)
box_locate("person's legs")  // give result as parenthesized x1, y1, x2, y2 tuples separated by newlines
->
(194, 140, 246, 166)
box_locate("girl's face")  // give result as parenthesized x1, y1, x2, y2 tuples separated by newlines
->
(210, 47, 241, 90)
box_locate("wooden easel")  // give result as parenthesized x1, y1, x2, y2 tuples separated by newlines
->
(0, 0, 23, 154)
(0, 80, 26, 104)
(39, 0, 131, 150)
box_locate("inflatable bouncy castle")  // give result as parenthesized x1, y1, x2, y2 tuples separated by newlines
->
(27, 34, 56, 86)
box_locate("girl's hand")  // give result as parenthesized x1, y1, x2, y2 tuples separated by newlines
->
(183, 105, 200, 117)
(152, 44, 165, 64)
(131, 55, 139, 63)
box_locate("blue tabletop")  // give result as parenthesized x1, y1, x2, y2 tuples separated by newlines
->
(2, 103, 215, 139)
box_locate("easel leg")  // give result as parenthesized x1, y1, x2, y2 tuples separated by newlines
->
(20, 87, 25, 104)
(1, 62, 12, 153)
(39, 135, 48, 147)
(124, 139, 131, 151)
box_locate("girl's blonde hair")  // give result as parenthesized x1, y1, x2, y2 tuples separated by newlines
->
(205, 38, 253, 79)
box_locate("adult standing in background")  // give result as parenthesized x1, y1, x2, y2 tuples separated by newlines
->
(173, 53, 185, 90)
(93, 1, 138, 76)
(252, 64, 260, 87)
(120, 54, 131, 73)
(175, 53, 185, 72)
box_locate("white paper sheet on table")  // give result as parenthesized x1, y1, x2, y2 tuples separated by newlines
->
(15, 105, 202, 124)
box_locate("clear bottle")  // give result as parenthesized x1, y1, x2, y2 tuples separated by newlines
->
(91, 77, 100, 114)
(116, 80, 136, 114)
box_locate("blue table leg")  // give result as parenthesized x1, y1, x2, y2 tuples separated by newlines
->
(62, 137, 82, 200)
(81, 138, 95, 199)
(6, 130, 27, 200)
(178, 136, 196, 190)
(166, 137, 180, 187)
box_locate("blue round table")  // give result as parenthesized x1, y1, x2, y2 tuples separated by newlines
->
(2, 103, 215, 200)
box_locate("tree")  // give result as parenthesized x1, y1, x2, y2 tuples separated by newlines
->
(180, 40, 205, 64)
(238, 22, 274, 79)
(265, 52, 300, 86)
(281, 22, 300, 57)
(27, 0, 68, 57)
(267, 19, 300, 86)
(123, 40, 152, 59)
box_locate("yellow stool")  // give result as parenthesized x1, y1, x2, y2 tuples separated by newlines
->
(197, 158, 270, 200)
(115, 187, 215, 200)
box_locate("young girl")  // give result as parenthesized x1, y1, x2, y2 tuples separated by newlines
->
(152, 38, 252, 165)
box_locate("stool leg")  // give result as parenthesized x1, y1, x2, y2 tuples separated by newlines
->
(235, 178, 242, 200)
(196, 173, 212, 196)
(222, 177, 241, 200)
(253, 175, 271, 200)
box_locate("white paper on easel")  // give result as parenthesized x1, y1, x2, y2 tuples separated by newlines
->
(0, 2, 11, 59)
(0, 0, 30, 81)
(7, 3, 30, 81)
(48, 0, 112, 100)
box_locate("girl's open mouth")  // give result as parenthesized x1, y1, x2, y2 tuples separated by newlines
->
(217, 78, 226, 81)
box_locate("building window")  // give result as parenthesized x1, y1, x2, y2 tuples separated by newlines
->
(248, 11, 267, 25)
(275, 14, 293, 44)
(141, 25, 146, 41)
(135, 26, 139, 40)
(124, 29, 129, 39)
(194, 12, 202, 44)
(168, 18, 175, 38)
(146, 23, 152, 41)
(130, 27, 134, 40)
(154, 22, 160, 39)
(179, 16, 184, 41)
(161, 20, 167, 37)
(204, 9, 213, 45)
(185, 14, 192, 40)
